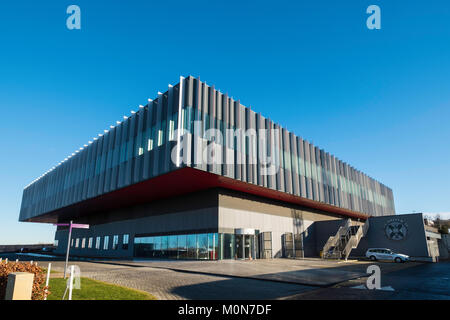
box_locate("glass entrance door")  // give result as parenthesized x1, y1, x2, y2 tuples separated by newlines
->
(235, 235, 243, 259)
(235, 234, 254, 259)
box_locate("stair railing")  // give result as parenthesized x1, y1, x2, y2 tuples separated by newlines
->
(342, 219, 370, 260)
(322, 219, 351, 259)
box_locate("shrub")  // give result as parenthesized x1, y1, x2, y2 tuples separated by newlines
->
(0, 261, 50, 300)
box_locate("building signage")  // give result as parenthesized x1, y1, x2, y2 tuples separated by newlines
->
(384, 218, 408, 241)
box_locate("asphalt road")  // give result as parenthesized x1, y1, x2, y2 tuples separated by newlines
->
(287, 261, 450, 299)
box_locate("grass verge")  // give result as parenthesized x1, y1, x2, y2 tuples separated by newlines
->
(47, 277, 156, 300)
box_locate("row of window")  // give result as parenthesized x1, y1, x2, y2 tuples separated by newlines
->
(71, 234, 129, 251)
(134, 233, 218, 260)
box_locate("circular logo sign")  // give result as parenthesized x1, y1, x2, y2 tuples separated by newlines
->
(384, 218, 408, 241)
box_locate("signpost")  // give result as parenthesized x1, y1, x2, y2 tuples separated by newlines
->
(54, 221, 89, 278)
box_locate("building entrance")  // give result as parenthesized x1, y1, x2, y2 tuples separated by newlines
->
(235, 229, 256, 259)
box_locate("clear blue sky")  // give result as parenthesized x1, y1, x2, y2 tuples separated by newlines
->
(0, 1, 449, 244)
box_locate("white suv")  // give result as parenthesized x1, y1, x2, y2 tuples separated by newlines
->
(365, 248, 410, 263)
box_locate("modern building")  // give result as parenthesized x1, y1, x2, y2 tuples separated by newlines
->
(19, 76, 396, 260)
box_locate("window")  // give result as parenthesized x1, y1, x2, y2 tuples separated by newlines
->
(75, 238, 79, 248)
(133, 233, 218, 260)
(54, 240, 59, 247)
(71, 239, 74, 247)
(103, 236, 109, 250)
(81, 238, 86, 249)
(88, 237, 93, 249)
(95, 236, 101, 250)
(122, 234, 129, 250)
(168, 235, 178, 258)
(198, 234, 208, 259)
(112, 235, 119, 250)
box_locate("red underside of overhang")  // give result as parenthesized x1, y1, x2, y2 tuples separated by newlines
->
(26, 166, 369, 223)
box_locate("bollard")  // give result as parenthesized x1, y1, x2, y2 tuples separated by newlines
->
(68, 265, 74, 300)
(44, 263, 51, 300)
(5, 272, 35, 300)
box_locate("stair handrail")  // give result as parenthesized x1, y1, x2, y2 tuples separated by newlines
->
(343, 219, 370, 260)
(343, 226, 362, 260)
(322, 219, 351, 258)
(362, 218, 370, 237)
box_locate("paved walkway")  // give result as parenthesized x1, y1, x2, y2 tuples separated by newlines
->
(86, 258, 420, 287)
(46, 261, 313, 300)
(6, 254, 421, 300)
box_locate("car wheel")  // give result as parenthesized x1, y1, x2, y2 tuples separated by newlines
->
(395, 257, 402, 263)
(370, 255, 377, 261)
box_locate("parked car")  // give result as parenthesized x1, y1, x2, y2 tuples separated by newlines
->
(365, 248, 410, 263)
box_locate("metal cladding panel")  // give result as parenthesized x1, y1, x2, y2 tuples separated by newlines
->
(133, 107, 145, 184)
(250, 110, 258, 185)
(308, 144, 317, 201)
(152, 94, 163, 177)
(297, 137, 306, 198)
(222, 94, 230, 177)
(323, 151, 330, 205)
(111, 123, 123, 192)
(274, 124, 283, 192)
(256, 113, 265, 188)
(97, 132, 108, 195)
(124, 112, 137, 187)
(325, 151, 332, 205)
(142, 101, 153, 180)
(303, 140, 312, 199)
(81, 144, 92, 201)
(315, 146, 324, 203)
(330, 155, 338, 207)
(163, 85, 174, 174)
(283, 128, 292, 194)
(77, 148, 88, 203)
(264, 119, 273, 189)
(245, 108, 252, 184)
(186, 76, 194, 109)
(84, 141, 94, 201)
(233, 100, 241, 181)
(104, 126, 116, 193)
(320, 149, 327, 204)
(290, 132, 300, 196)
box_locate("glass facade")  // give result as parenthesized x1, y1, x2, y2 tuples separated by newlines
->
(134, 233, 218, 260)
(134, 232, 262, 260)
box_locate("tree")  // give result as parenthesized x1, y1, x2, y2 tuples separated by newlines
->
(439, 225, 449, 234)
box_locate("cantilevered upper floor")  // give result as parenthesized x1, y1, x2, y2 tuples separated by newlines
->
(19, 76, 395, 223)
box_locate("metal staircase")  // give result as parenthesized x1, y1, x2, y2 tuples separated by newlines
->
(322, 218, 369, 260)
